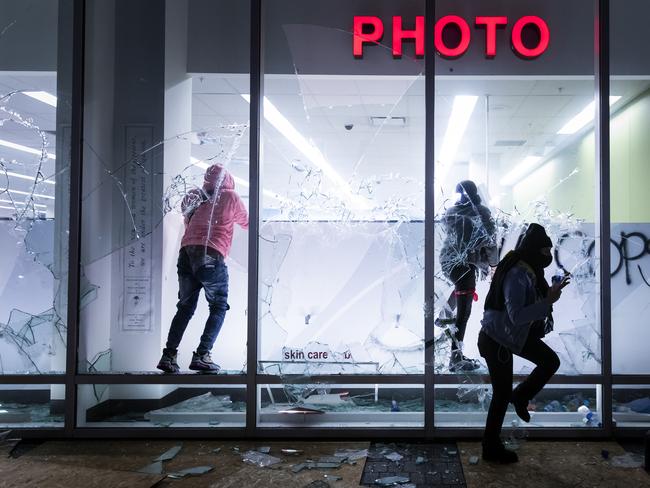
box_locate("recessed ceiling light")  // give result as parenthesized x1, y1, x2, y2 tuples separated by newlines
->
(0, 139, 55, 159)
(7, 188, 55, 200)
(437, 95, 479, 181)
(0, 198, 47, 209)
(4, 170, 55, 185)
(22, 91, 57, 107)
(557, 96, 621, 135)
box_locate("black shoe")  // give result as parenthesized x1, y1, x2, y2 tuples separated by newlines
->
(157, 350, 180, 373)
(189, 351, 221, 373)
(511, 391, 531, 423)
(449, 351, 481, 372)
(482, 443, 519, 464)
(435, 317, 456, 328)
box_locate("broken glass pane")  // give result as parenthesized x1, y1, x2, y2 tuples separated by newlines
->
(76, 384, 246, 427)
(0, 0, 75, 376)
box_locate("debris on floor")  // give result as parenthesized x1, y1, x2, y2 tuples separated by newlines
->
(136, 460, 163, 474)
(166, 465, 214, 479)
(374, 475, 411, 486)
(154, 444, 182, 462)
(609, 452, 644, 469)
(241, 450, 282, 467)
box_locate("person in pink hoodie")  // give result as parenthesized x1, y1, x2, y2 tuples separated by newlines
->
(157, 164, 249, 373)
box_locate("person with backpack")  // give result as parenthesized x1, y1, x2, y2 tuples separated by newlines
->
(438, 180, 498, 372)
(479, 223, 568, 463)
(157, 163, 248, 373)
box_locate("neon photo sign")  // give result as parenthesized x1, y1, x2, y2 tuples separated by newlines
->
(353, 15, 550, 59)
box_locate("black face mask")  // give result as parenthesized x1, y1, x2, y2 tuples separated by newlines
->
(520, 248, 553, 270)
(540, 253, 553, 268)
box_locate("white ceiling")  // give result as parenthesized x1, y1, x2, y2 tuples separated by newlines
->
(191, 74, 650, 212)
(0, 73, 57, 218)
(2, 72, 647, 219)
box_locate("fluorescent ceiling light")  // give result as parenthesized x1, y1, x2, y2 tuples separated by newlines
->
(0, 205, 17, 211)
(241, 94, 371, 210)
(7, 188, 55, 200)
(369, 116, 407, 127)
(0, 198, 47, 209)
(22, 91, 57, 107)
(190, 157, 291, 205)
(0, 139, 56, 159)
(557, 96, 621, 135)
(4, 170, 55, 185)
(500, 156, 542, 186)
(437, 95, 479, 181)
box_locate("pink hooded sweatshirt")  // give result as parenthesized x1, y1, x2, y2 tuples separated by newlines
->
(180, 164, 249, 258)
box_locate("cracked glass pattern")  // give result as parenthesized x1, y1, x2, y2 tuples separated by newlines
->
(79, 0, 250, 373)
(257, 384, 424, 428)
(0, 384, 64, 428)
(0, 0, 72, 378)
(257, 1, 426, 378)
(0, 0, 629, 430)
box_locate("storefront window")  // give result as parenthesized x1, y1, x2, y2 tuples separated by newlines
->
(610, 0, 650, 376)
(433, 0, 600, 378)
(0, 0, 72, 375)
(258, 0, 426, 381)
(1, 0, 641, 436)
(79, 0, 250, 375)
(77, 384, 246, 428)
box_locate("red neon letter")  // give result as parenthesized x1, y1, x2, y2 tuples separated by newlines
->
(475, 16, 508, 57)
(511, 16, 550, 58)
(353, 16, 384, 57)
(434, 15, 471, 58)
(392, 16, 425, 57)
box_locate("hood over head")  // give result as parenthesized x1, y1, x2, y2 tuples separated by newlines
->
(456, 179, 481, 205)
(203, 164, 235, 194)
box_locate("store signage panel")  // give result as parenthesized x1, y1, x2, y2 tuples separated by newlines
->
(353, 15, 550, 59)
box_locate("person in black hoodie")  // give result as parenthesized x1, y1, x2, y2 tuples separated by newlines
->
(438, 180, 497, 372)
(478, 223, 568, 463)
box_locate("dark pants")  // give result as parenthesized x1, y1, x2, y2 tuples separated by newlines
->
(165, 246, 230, 355)
(446, 265, 476, 351)
(478, 330, 560, 444)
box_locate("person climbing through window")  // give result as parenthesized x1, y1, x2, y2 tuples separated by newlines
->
(157, 163, 248, 373)
(478, 223, 568, 463)
(438, 180, 498, 372)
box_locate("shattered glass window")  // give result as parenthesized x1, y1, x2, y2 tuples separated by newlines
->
(258, 383, 424, 428)
(433, 78, 603, 378)
(77, 384, 246, 427)
(0, 0, 72, 374)
(0, 384, 64, 428)
(79, 0, 250, 373)
(434, 384, 601, 429)
(258, 1, 426, 377)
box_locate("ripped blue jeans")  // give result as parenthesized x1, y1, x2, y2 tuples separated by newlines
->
(164, 246, 230, 355)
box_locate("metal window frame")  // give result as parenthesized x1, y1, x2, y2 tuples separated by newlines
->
(1, 0, 649, 440)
